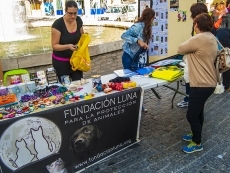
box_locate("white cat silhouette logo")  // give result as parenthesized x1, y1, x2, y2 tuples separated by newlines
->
(31, 126, 56, 160)
(0, 117, 61, 170)
(9, 139, 36, 168)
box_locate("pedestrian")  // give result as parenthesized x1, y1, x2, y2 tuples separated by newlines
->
(51, 0, 85, 82)
(216, 27, 230, 90)
(178, 13, 218, 153)
(177, 3, 210, 108)
(120, 8, 155, 112)
(121, 8, 155, 69)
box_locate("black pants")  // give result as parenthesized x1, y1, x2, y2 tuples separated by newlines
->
(223, 69, 230, 89)
(186, 87, 215, 144)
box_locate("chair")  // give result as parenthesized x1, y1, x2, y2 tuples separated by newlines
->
(3, 69, 29, 86)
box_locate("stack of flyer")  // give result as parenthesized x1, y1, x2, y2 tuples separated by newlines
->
(113, 69, 137, 77)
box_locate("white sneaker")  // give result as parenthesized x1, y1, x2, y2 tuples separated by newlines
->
(177, 100, 188, 108)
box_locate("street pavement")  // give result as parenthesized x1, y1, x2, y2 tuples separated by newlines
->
(82, 83, 230, 173)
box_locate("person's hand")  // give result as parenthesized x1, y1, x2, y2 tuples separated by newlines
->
(69, 44, 77, 51)
(219, 10, 226, 18)
(137, 40, 149, 49)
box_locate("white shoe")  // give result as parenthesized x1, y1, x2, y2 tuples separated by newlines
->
(177, 100, 188, 108)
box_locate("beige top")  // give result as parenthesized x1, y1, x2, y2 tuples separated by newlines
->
(178, 32, 218, 87)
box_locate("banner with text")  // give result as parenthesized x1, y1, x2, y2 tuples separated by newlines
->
(0, 87, 141, 173)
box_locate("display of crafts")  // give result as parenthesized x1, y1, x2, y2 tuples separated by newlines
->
(93, 76, 137, 93)
(0, 76, 137, 120)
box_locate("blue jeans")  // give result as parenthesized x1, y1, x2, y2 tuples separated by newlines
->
(122, 52, 132, 69)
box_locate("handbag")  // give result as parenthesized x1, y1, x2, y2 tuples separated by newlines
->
(131, 47, 148, 71)
(70, 34, 91, 72)
(215, 38, 230, 84)
(0, 94, 17, 106)
(214, 73, 225, 94)
(151, 66, 184, 82)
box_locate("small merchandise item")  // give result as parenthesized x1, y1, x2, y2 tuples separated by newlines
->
(26, 81, 36, 93)
(109, 77, 130, 83)
(0, 86, 8, 96)
(60, 75, 71, 85)
(21, 74, 30, 83)
(91, 75, 101, 87)
(10, 75, 20, 84)
(151, 66, 183, 82)
(36, 71, 48, 85)
(30, 72, 37, 81)
(16, 83, 27, 94)
(46, 67, 59, 85)
(0, 94, 17, 106)
(7, 85, 17, 95)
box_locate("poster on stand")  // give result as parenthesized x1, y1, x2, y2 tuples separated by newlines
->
(0, 88, 142, 173)
(170, 0, 179, 11)
(139, 0, 151, 15)
(149, 0, 168, 56)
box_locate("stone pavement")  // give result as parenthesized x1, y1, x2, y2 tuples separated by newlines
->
(81, 83, 230, 173)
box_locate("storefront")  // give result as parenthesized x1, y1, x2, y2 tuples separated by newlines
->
(24, 0, 112, 17)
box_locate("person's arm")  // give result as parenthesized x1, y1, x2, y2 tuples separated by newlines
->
(78, 16, 84, 34)
(80, 27, 84, 34)
(121, 23, 141, 44)
(177, 35, 200, 55)
(121, 23, 148, 49)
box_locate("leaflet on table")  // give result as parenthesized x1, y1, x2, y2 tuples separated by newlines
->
(150, 0, 168, 57)
(113, 69, 137, 77)
(135, 67, 155, 75)
(150, 59, 182, 68)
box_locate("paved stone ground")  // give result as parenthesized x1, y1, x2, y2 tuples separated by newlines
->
(81, 83, 230, 173)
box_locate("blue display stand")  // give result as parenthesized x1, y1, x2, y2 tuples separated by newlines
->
(56, 10, 63, 15)
(90, 8, 104, 15)
(78, 9, 82, 15)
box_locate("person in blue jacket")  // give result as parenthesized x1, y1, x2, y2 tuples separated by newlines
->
(121, 8, 155, 69)
(121, 8, 155, 112)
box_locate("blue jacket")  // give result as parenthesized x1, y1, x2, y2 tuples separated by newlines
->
(121, 22, 144, 58)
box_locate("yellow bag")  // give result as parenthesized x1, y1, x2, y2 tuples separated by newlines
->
(151, 66, 184, 82)
(70, 34, 91, 72)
